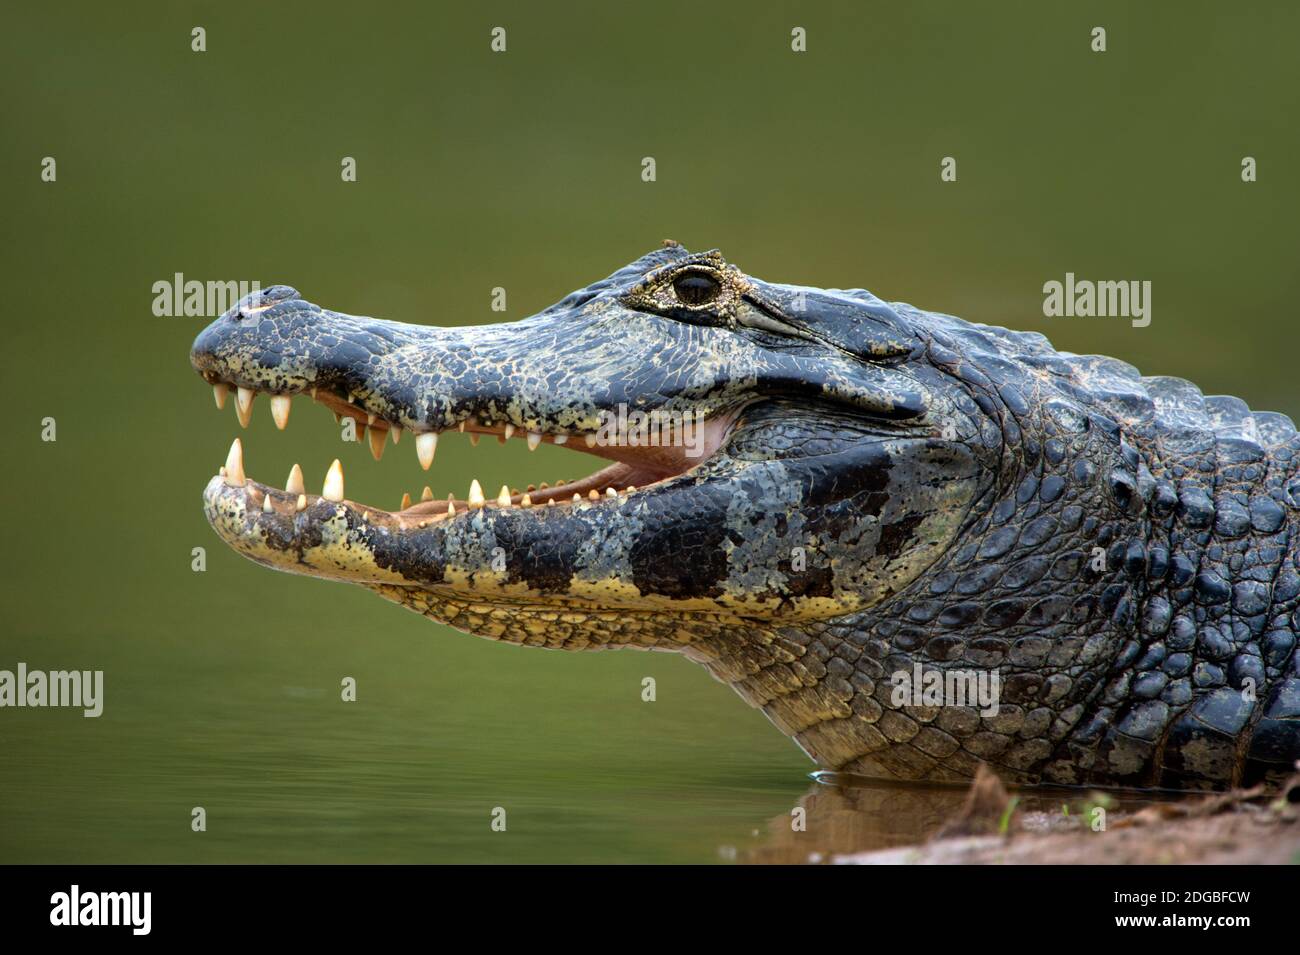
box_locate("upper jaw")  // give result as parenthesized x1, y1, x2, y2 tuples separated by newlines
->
(191, 286, 737, 436)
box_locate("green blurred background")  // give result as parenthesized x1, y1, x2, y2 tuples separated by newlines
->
(1, 1, 1297, 862)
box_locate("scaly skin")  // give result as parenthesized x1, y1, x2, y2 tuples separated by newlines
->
(190, 243, 1300, 790)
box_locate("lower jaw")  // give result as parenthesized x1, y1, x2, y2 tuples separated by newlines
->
(202, 475, 748, 620)
(203, 470, 830, 624)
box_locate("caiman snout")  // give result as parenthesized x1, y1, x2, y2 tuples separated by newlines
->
(190, 244, 981, 628)
(190, 285, 416, 411)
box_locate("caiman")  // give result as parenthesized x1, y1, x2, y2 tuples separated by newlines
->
(190, 242, 1300, 790)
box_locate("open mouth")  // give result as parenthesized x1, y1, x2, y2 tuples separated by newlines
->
(203, 378, 738, 528)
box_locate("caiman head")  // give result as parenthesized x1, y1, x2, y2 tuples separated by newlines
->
(191, 242, 1150, 781)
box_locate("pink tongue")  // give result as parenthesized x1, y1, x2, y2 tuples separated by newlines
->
(576, 414, 735, 475)
(392, 412, 737, 517)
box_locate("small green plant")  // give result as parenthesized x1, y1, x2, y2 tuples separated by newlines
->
(998, 796, 1021, 835)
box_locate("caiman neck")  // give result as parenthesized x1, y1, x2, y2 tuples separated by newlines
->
(696, 427, 1300, 789)
(695, 419, 1164, 783)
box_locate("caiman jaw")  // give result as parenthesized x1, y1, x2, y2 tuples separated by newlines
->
(201, 384, 736, 525)
(192, 247, 978, 642)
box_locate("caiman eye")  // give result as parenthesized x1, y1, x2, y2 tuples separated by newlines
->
(672, 270, 721, 306)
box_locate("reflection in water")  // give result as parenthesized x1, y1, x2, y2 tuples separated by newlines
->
(743, 772, 1175, 864)
(745, 776, 967, 864)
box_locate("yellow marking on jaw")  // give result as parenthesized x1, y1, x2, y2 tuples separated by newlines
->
(207, 493, 409, 585)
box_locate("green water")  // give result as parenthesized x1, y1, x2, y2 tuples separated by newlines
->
(1, 2, 1297, 862)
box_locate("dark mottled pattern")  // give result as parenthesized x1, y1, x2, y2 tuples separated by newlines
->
(192, 244, 1300, 789)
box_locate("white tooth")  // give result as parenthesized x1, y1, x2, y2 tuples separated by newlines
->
(369, 426, 387, 461)
(400, 492, 412, 510)
(572, 493, 582, 504)
(421, 486, 433, 502)
(527, 432, 542, 450)
(468, 480, 485, 508)
(458, 421, 466, 433)
(520, 493, 533, 507)
(236, 387, 255, 428)
(416, 432, 438, 470)
(296, 494, 307, 512)
(270, 394, 292, 430)
(606, 487, 617, 498)
(213, 383, 229, 409)
(553, 434, 568, 445)
(447, 500, 456, 517)
(468, 433, 480, 447)
(391, 424, 402, 444)
(310, 387, 318, 400)
(367, 413, 376, 427)
(625, 485, 637, 494)
(219, 466, 227, 477)
(584, 433, 598, 448)
(224, 438, 245, 486)
(497, 485, 512, 507)
(503, 424, 515, 441)
(588, 489, 599, 500)
(262, 495, 273, 513)
(286, 464, 305, 495)
(323, 459, 345, 502)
